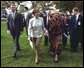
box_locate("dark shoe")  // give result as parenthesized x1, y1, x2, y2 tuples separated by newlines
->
(71, 49, 77, 52)
(44, 43, 48, 46)
(50, 52, 54, 56)
(18, 49, 21, 51)
(63, 48, 68, 51)
(63, 46, 68, 50)
(13, 53, 17, 58)
(35, 59, 39, 64)
(54, 60, 59, 63)
(35, 61, 39, 64)
(17, 48, 21, 51)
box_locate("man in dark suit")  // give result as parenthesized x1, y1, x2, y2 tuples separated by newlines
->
(7, 2, 24, 57)
(61, 13, 70, 49)
(69, 7, 83, 52)
(41, 11, 51, 46)
(24, 7, 33, 37)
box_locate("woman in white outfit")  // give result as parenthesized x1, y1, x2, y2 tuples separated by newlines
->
(28, 8, 48, 64)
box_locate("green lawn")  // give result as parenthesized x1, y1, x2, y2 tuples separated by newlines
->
(1, 20, 83, 67)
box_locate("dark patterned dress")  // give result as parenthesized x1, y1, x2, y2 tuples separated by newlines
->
(48, 16, 63, 56)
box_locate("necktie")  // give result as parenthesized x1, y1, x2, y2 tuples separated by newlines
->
(12, 13, 15, 19)
(74, 15, 77, 28)
(47, 16, 50, 25)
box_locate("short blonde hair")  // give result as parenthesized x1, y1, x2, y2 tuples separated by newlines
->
(32, 8, 40, 15)
(51, 10, 55, 15)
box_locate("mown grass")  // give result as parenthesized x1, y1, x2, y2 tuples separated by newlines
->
(1, 20, 83, 67)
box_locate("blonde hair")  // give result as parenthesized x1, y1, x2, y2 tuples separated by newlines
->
(51, 10, 55, 15)
(32, 7, 40, 15)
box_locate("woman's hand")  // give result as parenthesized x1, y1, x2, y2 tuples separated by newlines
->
(44, 31, 49, 36)
(7, 30, 10, 34)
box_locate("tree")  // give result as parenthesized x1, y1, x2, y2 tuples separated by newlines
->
(54, 1, 83, 12)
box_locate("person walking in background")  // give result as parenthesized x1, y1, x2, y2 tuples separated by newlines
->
(40, 10, 50, 46)
(69, 7, 83, 52)
(44, 11, 51, 46)
(61, 13, 70, 49)
(24, 7, 33, 37)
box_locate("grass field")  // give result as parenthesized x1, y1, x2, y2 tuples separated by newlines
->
(1, 20, 83, 67)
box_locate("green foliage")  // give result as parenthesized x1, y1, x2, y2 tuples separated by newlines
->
(1, 1, 83, 12)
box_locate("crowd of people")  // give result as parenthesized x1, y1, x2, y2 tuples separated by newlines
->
(6, 2, 83, 64)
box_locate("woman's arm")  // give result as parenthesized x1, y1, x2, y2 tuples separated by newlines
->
(28, 19, 33, 37)
(42, 18, 48, 36)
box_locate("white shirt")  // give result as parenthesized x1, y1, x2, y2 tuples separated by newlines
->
(24, 11, 29, 20)
(10, 11, 16, 19)
(47, 15, 50, 25)
(5, 8, 11, 15)
(28, 17, 47, 38)
(76, 13, 80, 22)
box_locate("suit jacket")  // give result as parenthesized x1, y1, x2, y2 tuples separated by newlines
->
(39, 12, 49, 29)
(76, 14, 83, 32)
(7, 12, 23, 33)
(43, 16, 47, 29)
(42, 15, 51, 30)
(24, 13, 33, 27)
(61, 17, 70, 33)
(69, 14, 83, 34)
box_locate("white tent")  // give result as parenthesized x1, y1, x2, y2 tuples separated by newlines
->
(17, 1, 32, 12)
(5, 8, 11, 15)
(29, 8, 34, 13)
(20, 1, 32, 9)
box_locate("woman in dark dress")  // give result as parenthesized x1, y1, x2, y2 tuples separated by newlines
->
(61, 13, 70, 49)
(48, 11, 63, 62)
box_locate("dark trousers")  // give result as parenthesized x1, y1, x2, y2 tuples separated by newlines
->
(44, 36, 48, 46)
(25, 23, 29, 36)
(78, 31, 83, 50)
(62, 32, 68, 48)
(26, 25, 28, 36)
(70, 29, 79, 51)
(10, 28, 21, 55)
(81, 36, 83, 50)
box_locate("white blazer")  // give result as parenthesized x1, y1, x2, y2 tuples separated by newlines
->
(28, 17, 47, 38)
